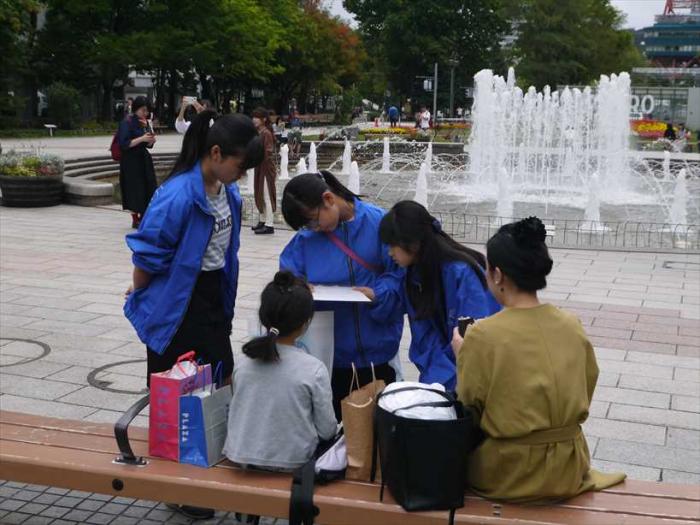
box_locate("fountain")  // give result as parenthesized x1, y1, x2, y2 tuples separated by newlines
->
(496, 167, 513, 219)
(425, 142, 433, 173)
(669, 169, 688, 225)
(348, 161, 361, 194)
(297, 157, 307, 174)
(663, 151, 672, 180)
(309, 142, 318, 173)
(279, 144, 290, 180)
(414, 162, 428, 207)
(341, 139, 352, 175)
(467, 68, 642, 208)
(382, 137, 391, 173)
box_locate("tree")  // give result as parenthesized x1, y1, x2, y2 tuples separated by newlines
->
(34, 0, 151, 121)
(266, 2, 365, 115)
(515, 0, 645, 89)
(0, 0, 41, 125)
(345, 0, 506, 105)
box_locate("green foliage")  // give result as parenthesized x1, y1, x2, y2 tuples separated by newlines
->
(345, 0, 506, 100)
(0, 151, 64, 177)
(46, 82, 81, 129)
(515, 0, 645, 89)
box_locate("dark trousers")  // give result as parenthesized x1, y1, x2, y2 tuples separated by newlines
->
(146, 270, 233, 386)
(331, 362, 396, 421)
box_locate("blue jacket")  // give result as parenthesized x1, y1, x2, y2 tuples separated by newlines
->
(124, 163, 242, 355)
(280, 200, 404, 369)
(373, 260, 501, 390)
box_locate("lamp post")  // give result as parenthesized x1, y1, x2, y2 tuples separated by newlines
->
(448, 55, 459, 118)
(432, 62, 438, 123)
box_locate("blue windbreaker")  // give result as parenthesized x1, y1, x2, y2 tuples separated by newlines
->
(279, 200, 404, 369)
(124, 162, 242, 355)
(372, 260, 501, 390)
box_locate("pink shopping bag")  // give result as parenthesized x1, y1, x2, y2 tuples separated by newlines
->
(149, 351, 212, 460)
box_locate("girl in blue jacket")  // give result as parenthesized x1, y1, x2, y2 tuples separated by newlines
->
(124, 111, 263, 386)
(279, 171, 404, 418)
(357, 201, 500, 391)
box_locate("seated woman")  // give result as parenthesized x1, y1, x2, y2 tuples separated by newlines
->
(357, 200, 500, 391)
(223, 271, 337, 471)
(451, 217, 625, 503)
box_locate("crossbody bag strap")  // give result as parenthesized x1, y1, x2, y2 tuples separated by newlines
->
(289, 458, 318, 525)
(325, 232, 382, 274)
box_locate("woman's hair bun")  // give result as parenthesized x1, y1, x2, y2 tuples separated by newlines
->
(273, 270, 296, 289)
(512, 216, 546, 245)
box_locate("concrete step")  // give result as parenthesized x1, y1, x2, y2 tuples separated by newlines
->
(65, 161, 174, 178)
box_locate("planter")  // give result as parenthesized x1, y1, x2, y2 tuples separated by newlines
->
(0, 174, 64, 207)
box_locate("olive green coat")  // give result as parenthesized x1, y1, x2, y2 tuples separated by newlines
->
(456, 304, 625, 503)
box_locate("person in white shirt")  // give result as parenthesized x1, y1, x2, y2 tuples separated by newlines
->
(175, 97, 214, 134)
(419, 106, 431, 131)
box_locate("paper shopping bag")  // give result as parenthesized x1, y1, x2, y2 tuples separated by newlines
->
(179, 382, 232, 467)
(341, 363, 385, 481)
(149, 351, 212, 461)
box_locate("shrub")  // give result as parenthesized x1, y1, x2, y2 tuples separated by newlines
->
(0, 151, 64, 177)
(46, 82, 82, 129)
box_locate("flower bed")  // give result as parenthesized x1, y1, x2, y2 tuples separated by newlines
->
(0, 152, 65, 207)
(630, 119, 675, 139)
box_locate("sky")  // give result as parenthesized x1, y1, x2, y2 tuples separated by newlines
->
(326, 0, 666, 30)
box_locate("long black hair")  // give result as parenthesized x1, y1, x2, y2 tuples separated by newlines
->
(242, 271, 314, 362)
(167, 110, 263, 179)
(281, 170, 359, 230)
(486, 216, 553, 292)
(380, 200, 487, 319)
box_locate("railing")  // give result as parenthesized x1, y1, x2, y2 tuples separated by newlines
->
(433, 213, 700, 253)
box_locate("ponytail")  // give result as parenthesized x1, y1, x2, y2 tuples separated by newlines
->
(242, 327, 281, 363)
(243, 271, 314, 362)
(167, 111, 263, 180)
(281, 170, 360, 230)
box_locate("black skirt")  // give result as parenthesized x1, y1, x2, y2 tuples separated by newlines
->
(146, 270, 233, 385)
(120, 145, 156, 214)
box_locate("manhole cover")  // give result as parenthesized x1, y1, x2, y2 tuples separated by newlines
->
(87, 359, 148, 395)
(0, 338, 50, 367)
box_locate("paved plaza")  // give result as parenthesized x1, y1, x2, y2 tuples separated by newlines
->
(0, 201, 699, 523)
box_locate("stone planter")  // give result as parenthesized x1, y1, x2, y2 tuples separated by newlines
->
(0, 174, 64, 207)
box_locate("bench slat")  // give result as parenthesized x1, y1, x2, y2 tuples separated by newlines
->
(2, 410, 699, 524)
(4, 439, 696, 525)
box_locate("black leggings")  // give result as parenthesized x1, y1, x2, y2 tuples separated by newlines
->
(146, 270, 233, 386)
(331, 362, 396, 421)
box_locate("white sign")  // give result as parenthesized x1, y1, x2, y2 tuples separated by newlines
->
(630, 94, 655, 115)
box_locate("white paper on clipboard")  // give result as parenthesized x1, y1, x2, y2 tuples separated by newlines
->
(312, 285, 371, 303)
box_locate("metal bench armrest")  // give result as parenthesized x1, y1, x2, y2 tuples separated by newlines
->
(114, 394, 149, 466)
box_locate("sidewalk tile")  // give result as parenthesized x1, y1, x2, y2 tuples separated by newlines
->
(667, 427, 700, 450)
(607, 404, 700, 430)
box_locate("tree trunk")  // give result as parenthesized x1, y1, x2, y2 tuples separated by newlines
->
(100, 79, 114, 122)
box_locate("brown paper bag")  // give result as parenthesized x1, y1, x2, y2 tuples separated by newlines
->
(341, 363, 385, 481)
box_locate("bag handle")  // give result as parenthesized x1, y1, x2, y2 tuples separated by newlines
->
(211, 361, 224, 391)
(391, 400, 455, 413)
(348, 362, 381, 397)
(174, 350, 197, 376)
(378, 385, 455, 403)
(325, 232, 382, 274)
(348, 363, 360, 396)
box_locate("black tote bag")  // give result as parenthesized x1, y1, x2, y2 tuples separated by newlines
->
(371, 386, 483, 518)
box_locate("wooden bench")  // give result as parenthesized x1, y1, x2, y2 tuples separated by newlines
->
(1, 409, 699, 524)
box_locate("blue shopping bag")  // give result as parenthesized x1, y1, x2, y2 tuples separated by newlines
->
(179, 364, 232, 467)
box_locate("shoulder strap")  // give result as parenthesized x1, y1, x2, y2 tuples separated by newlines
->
(325, 232, 382, 274)
(289, 459, 318, 525)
